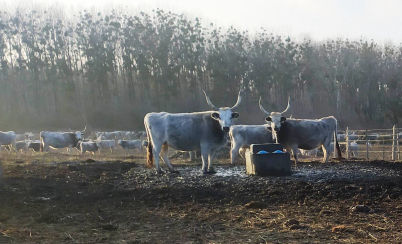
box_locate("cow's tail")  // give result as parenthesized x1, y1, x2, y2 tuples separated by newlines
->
(334, 118, 342, 159)
(145, 121, 153, 168)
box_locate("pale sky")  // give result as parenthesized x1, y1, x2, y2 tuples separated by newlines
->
(3, 0, 402, 44)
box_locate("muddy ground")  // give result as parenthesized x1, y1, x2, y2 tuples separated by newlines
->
(0, 153, 401, 243)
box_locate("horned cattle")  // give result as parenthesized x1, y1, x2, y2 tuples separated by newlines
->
(259, 97, 342, 164)
(144, 89, 243, 174)
(40, 127, 85, 152)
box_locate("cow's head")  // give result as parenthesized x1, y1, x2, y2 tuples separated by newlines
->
(259, 97, 290, 140)
(74, 125, 86, 146)
(203, 89, 243, 133)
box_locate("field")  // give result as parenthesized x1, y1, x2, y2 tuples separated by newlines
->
(0, 152, 401, 243)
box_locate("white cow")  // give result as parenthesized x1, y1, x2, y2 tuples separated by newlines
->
(40, 130, 84, 152)
(80, 141, 99, 154)
(0, 131, 16, 151)
(118, 139, 146, 152)
(96, 140, 116, 153)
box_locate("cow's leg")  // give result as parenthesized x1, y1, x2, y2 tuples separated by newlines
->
(321, 145, 331, 163)
(200, 146, 209, 173)
(207, 152, 217, 174)
(160, 143, 177, 173)
(239, 147, 247, 160)
(230, 142, 240, 165)
(322, 135, 332, 163)
(151, 142, 163, 174)
(189, 151, 196, 161)
(288, 147, 299, 165)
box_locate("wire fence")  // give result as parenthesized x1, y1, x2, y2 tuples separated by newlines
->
(335, 125, 401, 161)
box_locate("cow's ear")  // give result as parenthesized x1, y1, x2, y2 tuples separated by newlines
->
(281, 116, 286, 122)
(265, 116, 272, 122)
(211, 112, 220, 119)
(232, 112, 239, 118)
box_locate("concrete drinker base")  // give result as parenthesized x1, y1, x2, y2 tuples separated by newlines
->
(245, 143, 291, 176)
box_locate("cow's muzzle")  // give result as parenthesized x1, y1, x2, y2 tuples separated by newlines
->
(223, 127, 230, 133)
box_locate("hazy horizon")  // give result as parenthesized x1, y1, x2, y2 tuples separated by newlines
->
(1, 0, 401, 44)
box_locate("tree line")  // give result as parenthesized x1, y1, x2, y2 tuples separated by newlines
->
(0, 8, 401, 131)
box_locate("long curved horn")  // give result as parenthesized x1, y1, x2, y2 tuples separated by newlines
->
(281, 97, 290, 114)
(259, 97, 270, 115)
(81, 125, 87, 133)
(231, 88, 243, 110)
(202, 90, 218, 110)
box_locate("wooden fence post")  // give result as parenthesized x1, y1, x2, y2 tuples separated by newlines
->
(398, 128, 400, 160)
(333, 132, 336, 158)
(392, 125, 396, 161)
(346, 127, 349, 160)
(365, 129, 369, 160)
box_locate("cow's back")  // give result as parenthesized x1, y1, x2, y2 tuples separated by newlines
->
(145, 112, 224, 151)
(231, 125, 273, 147)
(0, 131, 16, 145)
(278, 117, 337, 150)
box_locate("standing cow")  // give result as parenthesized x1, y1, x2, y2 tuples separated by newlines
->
(40, 128, 85, 152)
(79, 141, 99, 154)
(96, 140, 116, 153)
(229, 125, 273, 164)
(118, 139, 146, 152)
(259, 97, 342, 164)
(144, 89, 243, 174)
(0, 131, 16, 151)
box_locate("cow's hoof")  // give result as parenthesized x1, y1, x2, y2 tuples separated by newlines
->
(169, 170, 180, 174)
(208, 167, 217, 174)
(155, 169, 164, 175)
(203, 169, 217, 175)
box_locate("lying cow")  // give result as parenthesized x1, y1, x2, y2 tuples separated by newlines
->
(259, 97, 342, 164)
(15, 141, 27, 152)
(27, 140, 41, 152)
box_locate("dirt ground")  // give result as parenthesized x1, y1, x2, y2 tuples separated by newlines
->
(0, 152, 401, 243)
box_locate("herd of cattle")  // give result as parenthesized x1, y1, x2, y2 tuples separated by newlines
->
(144, 89, 343, 174)
(0, 130, 148, 154)
(1, 89, 383, 174)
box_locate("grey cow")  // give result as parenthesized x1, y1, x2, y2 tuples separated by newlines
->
(118, 139, 146, 151)
(229, 125, 273, 164)
(40, 128, 85, 152)
(80, 141, 99, 154)
(259, 97, 342, 164)
(0, 131, 16, 151)
(144, 89, 243, 174)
